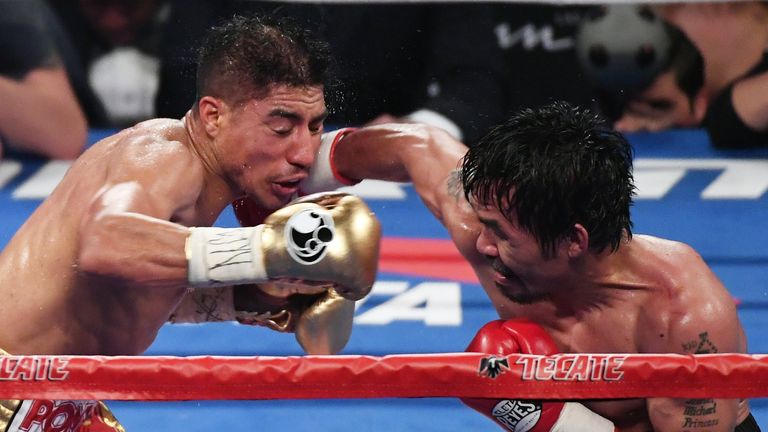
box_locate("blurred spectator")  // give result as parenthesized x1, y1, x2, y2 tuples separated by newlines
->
(576, 5, 705, 132)
(575, 4, 768, 148)
(657, 2, 768, 148)
(656, 2, 768, 98)
(0, 0, 88, 159)
(491, 3, 597, 115)
(156, 1, 505, 145)
(47, 0, 170, 127)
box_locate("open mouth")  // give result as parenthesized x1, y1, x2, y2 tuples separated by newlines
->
(273, 180, 301, 195)
(491, 260, 516, 283)
(493, 271, 518, 287)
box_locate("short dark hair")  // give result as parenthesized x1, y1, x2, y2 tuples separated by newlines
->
(461, 101, 635, 257)
(195, 14, 332, 106)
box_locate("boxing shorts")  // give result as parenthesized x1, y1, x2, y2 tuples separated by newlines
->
(0, 349, 125, 432)
(736, 412, 762, 432)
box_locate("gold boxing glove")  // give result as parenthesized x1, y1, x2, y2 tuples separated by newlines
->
(233, 283, 354, 355)
(293, 288, 354, 355)
(170, 283, 354, 355)
(186, 192, 381, 301)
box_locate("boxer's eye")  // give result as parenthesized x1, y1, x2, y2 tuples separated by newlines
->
(274, 128, 292, 136)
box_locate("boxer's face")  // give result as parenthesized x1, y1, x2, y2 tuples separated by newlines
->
(217, 84, 327, 209)
(473, 202, 570, 305)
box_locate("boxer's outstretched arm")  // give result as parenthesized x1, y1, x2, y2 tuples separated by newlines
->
(329, 124, 484, 263)
(77, 139, 205, 289)
(331, 124, 467, 221)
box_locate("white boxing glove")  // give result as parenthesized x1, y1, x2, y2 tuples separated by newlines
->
(300, 128, 360, 194)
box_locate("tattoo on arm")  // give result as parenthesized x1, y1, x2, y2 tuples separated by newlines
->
(681, 331, 719, 354)
(193, 287, 230, 321)
(168, 287, 229, 323)
(681, 399, 719, 429)
(447, 169, 463, 201)
(679, 332, 720, 429)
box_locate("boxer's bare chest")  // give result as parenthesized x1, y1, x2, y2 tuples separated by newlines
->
(535, 304, 658, 430)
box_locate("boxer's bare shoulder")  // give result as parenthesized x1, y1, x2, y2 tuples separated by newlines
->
(89, 119, 193, 166)
(631, 235, 743, 354)
(68, 118, 207, 216)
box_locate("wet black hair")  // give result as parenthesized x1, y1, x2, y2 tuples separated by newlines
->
(461, 101, 636, 258)
(195, 14, 332, 106)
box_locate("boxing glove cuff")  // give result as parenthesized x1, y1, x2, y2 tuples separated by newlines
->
(550, 402, 616, 432)
(300, 128, 359, 194)
(186, 226, 267, 287)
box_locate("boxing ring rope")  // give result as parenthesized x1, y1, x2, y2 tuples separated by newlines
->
(2, 353, 768, 401)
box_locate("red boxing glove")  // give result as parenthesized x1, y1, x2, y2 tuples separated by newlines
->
(461, 319, 617, 432)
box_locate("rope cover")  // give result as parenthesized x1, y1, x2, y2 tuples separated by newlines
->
(1, 353, 767, 401)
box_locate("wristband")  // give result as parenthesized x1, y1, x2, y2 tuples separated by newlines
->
(550, 402, 616, 432)
(300, 128, 360, 194)
(186, 226, 268, 287)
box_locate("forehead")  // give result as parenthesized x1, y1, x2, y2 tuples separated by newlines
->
(244, 84, 326, 115)
(472, 199, 519, 227)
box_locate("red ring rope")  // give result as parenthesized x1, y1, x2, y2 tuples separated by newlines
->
(1, 353, 767, 401)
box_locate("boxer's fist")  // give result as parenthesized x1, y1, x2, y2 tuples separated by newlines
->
(294, 288, 354, 354)
(234, 283, 354, 354)
(188, 192, 381, 301)
(466, 319, 560, 357)
(461, 319, 616, 432)
(261, 192, 380, 300)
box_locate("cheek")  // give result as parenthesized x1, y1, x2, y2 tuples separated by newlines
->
(237, 139, 280, 167)
(497, 243, 527, 266)
(500, 241, 546, 269)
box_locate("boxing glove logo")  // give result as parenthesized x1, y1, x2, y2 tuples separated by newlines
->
(284, 208, 335, 265)
(492, 399, 542, 432)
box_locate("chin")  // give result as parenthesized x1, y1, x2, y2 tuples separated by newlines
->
(500, 285, 547, 305)
(245, 190, 283, 211)
(274, 194, 294, 208)
(507, 295, 541, 305)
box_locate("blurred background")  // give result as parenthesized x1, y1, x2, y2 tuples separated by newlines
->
(3, 0, 767, 158)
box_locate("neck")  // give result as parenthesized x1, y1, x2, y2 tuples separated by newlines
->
(546, 242, 643, 318)
(182, 110, 238, 216)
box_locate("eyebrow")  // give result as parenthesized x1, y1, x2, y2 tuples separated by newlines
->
(477, 216, 500, 229)
(268, 108, 329, 124)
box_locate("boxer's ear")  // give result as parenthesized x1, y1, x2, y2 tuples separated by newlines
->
(566, 224, 589, 258)
(198, 96, 223, 137)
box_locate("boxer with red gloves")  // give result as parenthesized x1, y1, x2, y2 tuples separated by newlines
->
(279, 103, 755, 430)
(461, 319, 617, 432)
